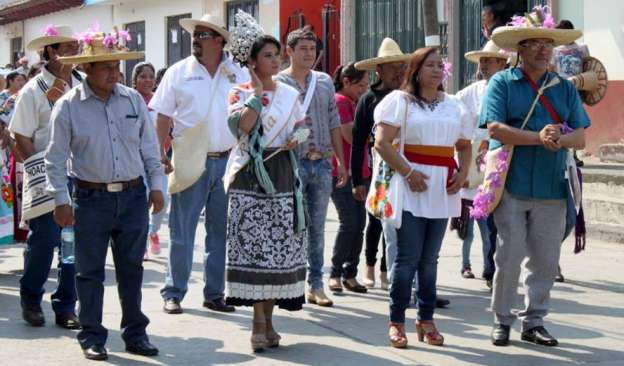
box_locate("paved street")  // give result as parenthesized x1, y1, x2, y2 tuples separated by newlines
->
(1, 206, 623, 366)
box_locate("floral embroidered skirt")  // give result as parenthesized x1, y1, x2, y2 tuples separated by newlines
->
(225, 151, 307, 311)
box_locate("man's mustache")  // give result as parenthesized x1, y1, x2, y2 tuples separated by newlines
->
(193, 41, 202, 48)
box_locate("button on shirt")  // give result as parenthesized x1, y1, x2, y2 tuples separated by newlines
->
(9, 66, 82, 153)
(479, 68, 591, 200)
(149, 55, 249, 152)
(45, 82, 165, 206)
(275, 71, 340, 157)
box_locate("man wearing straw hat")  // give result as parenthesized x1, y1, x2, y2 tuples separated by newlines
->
(9, 25, 81, 329)
(454, 40, 508, 287)
(352, 38, 409, 291)
(150, 14, 248, 315)
(45, 28, 164, 360)
(480, 6, 590, 347)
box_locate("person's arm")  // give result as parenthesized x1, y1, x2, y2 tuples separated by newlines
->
(44, 100, 72, 227)
(374, 123, 428, 193)
(327, 84, 347, 187)
(14, 134, 36, 159)
(447, 139, 471, 194)
(8, 89, 37, 159)
(137, 96, 165, 214)
(350, 95, 372, 199)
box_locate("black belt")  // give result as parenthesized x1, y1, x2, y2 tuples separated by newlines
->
(206, 150, 230, 159)
(74, 177, 143, 192)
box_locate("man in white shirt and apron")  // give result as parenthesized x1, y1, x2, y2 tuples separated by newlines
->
(149, 14, 249, 314)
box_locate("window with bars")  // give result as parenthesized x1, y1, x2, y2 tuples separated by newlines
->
(226, 0, 259, 29)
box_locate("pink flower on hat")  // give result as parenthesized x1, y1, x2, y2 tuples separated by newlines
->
(103, 34, 118, 49)
(117, 29, 132, 42)
(44, 24, 59, 37)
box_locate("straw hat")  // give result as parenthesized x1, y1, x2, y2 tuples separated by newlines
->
(179, 14, 230, 42)
(27, 25, 77, 51)
(568, 56, 608, 106)
(59, 29, 143, 64)
(491, 6, 582, 51)
(464, 40, 510, 64)
(354, 38, 411, 71)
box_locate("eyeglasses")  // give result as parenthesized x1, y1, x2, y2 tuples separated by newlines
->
(193, 31, 218, 40)
(520, 41, 555, 51)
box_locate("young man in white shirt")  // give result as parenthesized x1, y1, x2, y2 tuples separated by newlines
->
(149, 14, 249, 314)
(9, 25, 81, 329)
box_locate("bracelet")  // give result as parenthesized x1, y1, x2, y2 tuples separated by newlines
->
(404, 168, 415, 182)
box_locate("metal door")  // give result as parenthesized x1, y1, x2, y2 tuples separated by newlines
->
(167, 13, 192, 66)
(124, 21, 145, 86)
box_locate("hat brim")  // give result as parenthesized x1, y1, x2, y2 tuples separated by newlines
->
(179, 19, 230, 42)
(27, 36, 77, 51)
(355, 55, 412, 71)
(58, 51, 144, 65)
(491, 27, 582, 51)
(580, 57, 609, 106)
(464, 51, 509, 64)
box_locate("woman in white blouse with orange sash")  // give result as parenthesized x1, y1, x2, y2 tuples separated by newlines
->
(374, 47, 473, 348)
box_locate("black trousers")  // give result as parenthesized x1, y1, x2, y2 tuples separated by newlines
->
(330, 178, 366, 279)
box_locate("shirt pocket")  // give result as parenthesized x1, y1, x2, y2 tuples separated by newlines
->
(121, 114, 142, 145)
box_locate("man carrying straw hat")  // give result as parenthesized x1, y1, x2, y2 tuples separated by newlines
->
(480, 6, 590, 347)
(150, 14, 248, 315)
(10, 24, 81, 330)
(45, 26, 164, 361)
(352, 38, 409, 291)
(454, 40, 508, 287)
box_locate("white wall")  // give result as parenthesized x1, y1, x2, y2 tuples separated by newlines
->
(582, 0, 624, 80)
(0, 0, 280, 70)
(114, 0, 203, 71)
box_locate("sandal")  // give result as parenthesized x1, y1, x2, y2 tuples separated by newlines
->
(266, 329, 281, 348)
(388, 322, 408, 348)
(415, 320, 444, 346)
(251, 321, 268, 353)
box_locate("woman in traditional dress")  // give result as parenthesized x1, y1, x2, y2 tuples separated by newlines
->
(374, 47, 472, 348)
(224, 12, 307, 353)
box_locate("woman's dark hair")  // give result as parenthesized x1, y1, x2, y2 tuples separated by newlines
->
(250, 35, 281, 62)
(154, 67, 168, 91)
(556, 20, 575, 30)
(6, 71, 25, 88)
(401, 47, 444, 109)
(131, 61, 156, 87)
(333, 62, 366, 92)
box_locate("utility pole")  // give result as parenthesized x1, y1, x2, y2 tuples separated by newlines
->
(422, 0, 440, 46)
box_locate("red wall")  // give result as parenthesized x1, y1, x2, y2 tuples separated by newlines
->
(584, 81, 624, 154)
(279, 0, 341, 72)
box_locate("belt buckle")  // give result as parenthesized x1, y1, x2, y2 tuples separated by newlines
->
(106, 183, 124, 192)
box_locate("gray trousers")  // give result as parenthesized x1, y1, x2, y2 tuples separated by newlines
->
(491, 191, 566, 331)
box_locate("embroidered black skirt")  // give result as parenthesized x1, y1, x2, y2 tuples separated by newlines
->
(225, 151, 307, 311)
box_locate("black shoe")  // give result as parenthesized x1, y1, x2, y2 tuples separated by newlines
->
(22, 304, 45, 327)
(203, 297, 235, 313)
(342, 279, 368, 293)
(491, 324, 510, 346)
(435, 297, 450, 308)
(55, 313, 81, 330)
(83, 345, 108, 361)
(555, 266, 565, 283)
(521, 326, 559, 346)
(126, 340, 159, 356)
(163, 298, 182, 314)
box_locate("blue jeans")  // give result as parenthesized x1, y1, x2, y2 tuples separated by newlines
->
(330, 177, 366, 279)
(383, 220, 398, 282)
(389, 212, 448, 323)
(19, 211, 76, 314)
(149, 178, 169, 234)
(461, 217, 494, 275)
(73, 184, 150, 348)
(299, 159, 332, 290)
(161, 157, 227, 301)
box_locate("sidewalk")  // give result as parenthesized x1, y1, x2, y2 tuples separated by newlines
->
(1, 206, 623, 365)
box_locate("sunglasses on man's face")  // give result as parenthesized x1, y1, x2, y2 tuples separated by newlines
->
(193, 31, 218, 40)
(520, 41, 555, 51)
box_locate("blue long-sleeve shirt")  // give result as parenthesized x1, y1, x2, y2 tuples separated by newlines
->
(45, 80, 165, 206)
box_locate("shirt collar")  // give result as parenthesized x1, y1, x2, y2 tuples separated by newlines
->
(79, 79, 128, 101)
(510, 67, 554, 84)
